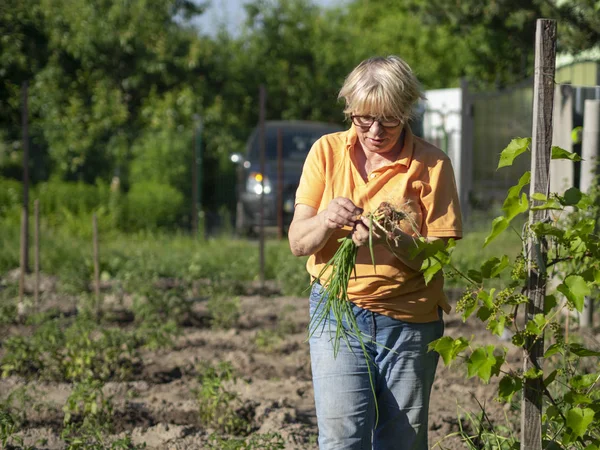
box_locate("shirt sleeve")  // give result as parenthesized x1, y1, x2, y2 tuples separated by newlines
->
(295, 138, 327, 210)
(420, 155, 463, 238)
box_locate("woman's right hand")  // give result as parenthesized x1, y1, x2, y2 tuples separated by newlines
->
(321, 197, 363, 230)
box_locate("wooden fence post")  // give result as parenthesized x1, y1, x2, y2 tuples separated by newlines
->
(93, 214, 101, 317)
(34, 199, 40, 308)
(521, 19, 556, 450)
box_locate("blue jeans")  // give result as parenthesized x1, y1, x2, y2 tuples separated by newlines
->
(308, 283, 444, 450)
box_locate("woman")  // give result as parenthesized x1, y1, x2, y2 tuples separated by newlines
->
(288, 55, 462, 450)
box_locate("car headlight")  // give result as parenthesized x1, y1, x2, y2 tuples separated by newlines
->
(246, 172, 272, 195)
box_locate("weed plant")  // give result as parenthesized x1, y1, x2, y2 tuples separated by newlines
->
(206, 432, 286, 449)
(193, 361, 251, 435)
(208, 294, 241, 329)
(62, 379, 145, 450)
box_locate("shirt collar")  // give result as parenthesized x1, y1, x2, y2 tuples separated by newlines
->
(344, 124, 415, 168)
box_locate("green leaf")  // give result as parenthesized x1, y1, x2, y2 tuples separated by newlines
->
(551, 146, 582, 161)
(568, 343, 600, 357)
(569, 374, 598, 389)
(544, 294, 558, 314)
(566, 407, 595, 439)
(484, 216, 509, 247)
(467, 345, 503, 383)
(523, 367, 543, 379)
(421, 257, 443, 285)
(557, 275, 591, 312)
(478, 289, 495, 309)
(531, 192, 547, 201)
(467, 269, 483, 284)
(476, 305, 493, 321)
(564, 391, 593, 405)
(481, 255, 510, 278)
(531, 222, 565, 240)
(488, 317, 506, 337)
(498, 374, 522, 402)
(530, 197, 563, 211)
(544, 343, 563, 358)
(429, 336, 469, 365)
(498, 138, 531, 169)
(562, 187, 582, 206)
(502, 172, 531, 220)
(544, 369, 558, 387)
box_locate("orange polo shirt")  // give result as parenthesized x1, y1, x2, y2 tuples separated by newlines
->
(295, 125, 463, 323)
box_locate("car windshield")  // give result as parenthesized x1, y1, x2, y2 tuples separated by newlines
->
(247, 125, 341, 161)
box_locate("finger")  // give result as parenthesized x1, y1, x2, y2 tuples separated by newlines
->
(334, 197, 363, 217)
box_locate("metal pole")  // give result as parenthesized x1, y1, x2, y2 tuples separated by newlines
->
(277, 128, 284, 239)
(459, 78, 473, 219)
(19, 81, 30, 318)
(196, 118, 204, 238)
(93, 214, 101, 318)
(579, 99, 599, 328)
(192, 124, 198, 237)
(34, 199, 40, 309)
(521, 19, 556, 450)
(259, 86, 266, 290)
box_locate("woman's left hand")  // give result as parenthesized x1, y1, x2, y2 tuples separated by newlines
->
(351, 217, 386, 247)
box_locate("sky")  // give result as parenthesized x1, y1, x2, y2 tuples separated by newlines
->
(193, 0, 348, 36)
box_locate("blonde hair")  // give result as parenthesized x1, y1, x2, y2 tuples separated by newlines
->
(338, 56, 424, 123)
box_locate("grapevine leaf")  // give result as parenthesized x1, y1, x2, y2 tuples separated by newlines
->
(568, 343, 600, 357)
(544, 294, 558, 314)
(498, 374, 522, 402)
(566, 407, 595, 439)
(428, 336, 469, 365)
(481, 255, 510, 278)
(531, 222, 565, 240)
(569, 374, 598, 389)
(476, 305, 493, 321)
(488, 317, 506, 337)
(551, 146, 582, 161)
(557, 275, 590, 312)
(478, 289, 495, 309)
(502, 172, 531, 220)
(544, 343, 563, 358)
(467, 269, 483, 283)
(523, 367, 543, 379)
(544, 369, 558, 387)
(530, 197, 563, 211)
(564, 391, 593, 405)
(467, 345, 503, 383)
(498, 138, 531, 169)
(562, 187, 582, 206)
(484, 216, 509, 247)
(531, 192, 547, 201)
(421, 258, 443, 285)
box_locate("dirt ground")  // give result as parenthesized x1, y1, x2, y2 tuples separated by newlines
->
(0, 284, 525, 450)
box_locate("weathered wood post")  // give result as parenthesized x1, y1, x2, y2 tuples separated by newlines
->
(34, 199, 40, 308)
(93, 213, 101, 317)
(521, 19, 556, 450)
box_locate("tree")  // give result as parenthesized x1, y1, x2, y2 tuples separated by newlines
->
(409, 0, 600, 88)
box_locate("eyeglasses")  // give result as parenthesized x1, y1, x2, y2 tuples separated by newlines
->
(351, 115, 402, 129)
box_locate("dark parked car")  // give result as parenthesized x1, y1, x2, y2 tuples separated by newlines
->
(232, 120, 343, 235)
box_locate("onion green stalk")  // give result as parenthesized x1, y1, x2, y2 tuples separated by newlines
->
(307, 235, 380, 420)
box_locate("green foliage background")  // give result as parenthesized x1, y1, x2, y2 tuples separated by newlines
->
(2, 0, 598, 231)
